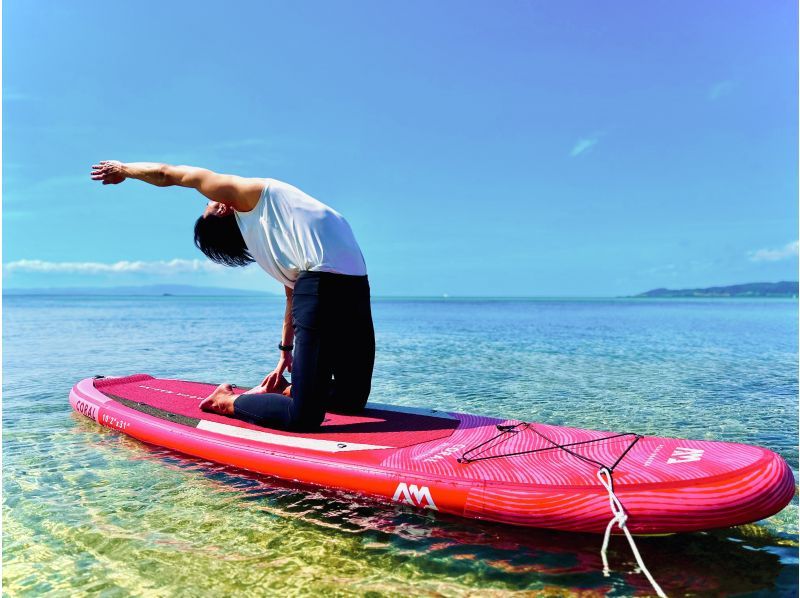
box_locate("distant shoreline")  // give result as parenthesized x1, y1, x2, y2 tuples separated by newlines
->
(632, 281, 798, 299)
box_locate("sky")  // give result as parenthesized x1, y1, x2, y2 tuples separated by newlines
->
(3, 0, 797, 296)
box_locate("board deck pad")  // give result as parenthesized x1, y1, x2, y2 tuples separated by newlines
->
(94, 375, 459, 449)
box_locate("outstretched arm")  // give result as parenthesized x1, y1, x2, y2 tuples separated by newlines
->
(90, 160, 265, 212)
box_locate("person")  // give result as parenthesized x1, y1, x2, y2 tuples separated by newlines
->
(90, 160, 375, 430)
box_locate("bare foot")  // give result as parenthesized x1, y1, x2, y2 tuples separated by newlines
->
(199, 383, 237, 415)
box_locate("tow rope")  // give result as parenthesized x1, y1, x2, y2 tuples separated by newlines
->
(459, 423, 666, 598)
(597, 468, 666, 597)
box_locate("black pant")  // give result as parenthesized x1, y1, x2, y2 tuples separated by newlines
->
(233, 271, 375, 430)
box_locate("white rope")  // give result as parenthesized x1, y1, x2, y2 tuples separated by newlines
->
(597, 468, 667, 598)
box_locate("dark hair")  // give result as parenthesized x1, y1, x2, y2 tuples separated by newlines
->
(194, 214, 255, 267)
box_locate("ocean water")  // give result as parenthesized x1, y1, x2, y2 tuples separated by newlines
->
(3, 295, 798, 597)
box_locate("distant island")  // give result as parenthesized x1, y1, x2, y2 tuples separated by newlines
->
(3, 284, 275, 297)
(635, 281, 798, 298)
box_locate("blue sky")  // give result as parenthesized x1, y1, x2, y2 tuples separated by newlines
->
(3, 0, 797, 296)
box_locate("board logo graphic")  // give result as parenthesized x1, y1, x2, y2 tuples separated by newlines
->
(422, 443, 466, 463)
(667, 447, 704, 464)
(74, 399, 98, 422)
(392, 482, 438, 510)
(644, 444, 664, 467)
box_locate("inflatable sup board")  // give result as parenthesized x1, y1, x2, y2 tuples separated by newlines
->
(69, 374, 795, 534)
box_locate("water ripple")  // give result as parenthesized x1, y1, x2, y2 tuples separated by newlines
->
(3, 296, 797, 596)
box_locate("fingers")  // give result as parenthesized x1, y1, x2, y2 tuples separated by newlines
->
(90, 162, 119, 177)
(91, 165, 125, 185)
(263, 374, 280, 394)
(91, 164, 109, 181)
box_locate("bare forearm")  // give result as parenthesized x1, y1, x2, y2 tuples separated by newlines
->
(121, 162, 211, 188)
(120, 162, 172, 186)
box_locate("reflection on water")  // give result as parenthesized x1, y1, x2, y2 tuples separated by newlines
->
(3, 296, 798, 596)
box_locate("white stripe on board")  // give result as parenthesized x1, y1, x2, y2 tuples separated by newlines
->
(196, 420, 393, 452)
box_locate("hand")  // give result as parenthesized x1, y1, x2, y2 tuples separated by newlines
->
(91, 160, 126, 185)
(259, 352, 293, 392)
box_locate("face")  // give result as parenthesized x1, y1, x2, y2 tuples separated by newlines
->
(202, 201, 232, 219)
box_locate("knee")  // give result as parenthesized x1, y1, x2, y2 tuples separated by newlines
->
(330, 385, 370, 414)
(287, 404, 326, 431)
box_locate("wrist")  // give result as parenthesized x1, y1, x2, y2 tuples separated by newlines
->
(278, 342, 294, 352)
(120, 163, 135, 179)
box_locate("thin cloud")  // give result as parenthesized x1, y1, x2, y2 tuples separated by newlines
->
(708, 80, 735, 101)
(748, 240, 799, 262)
(152, 138, 284, 172)
(28, 175, 88, 191)
(644, 263, 678, 276)
(4, 174, 100, 206)
(570, 136, 599, 158)
(4, 258, 224, 275)
(3, 91, 35, 102)
(212, 138, 270, 150)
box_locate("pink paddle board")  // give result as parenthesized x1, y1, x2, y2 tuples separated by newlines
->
(69, 374, 795, 534)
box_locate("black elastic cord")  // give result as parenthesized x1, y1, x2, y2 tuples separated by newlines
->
(458, 422, 642, 472)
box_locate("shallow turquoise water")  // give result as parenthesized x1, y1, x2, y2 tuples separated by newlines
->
(3, 296, 798, 596)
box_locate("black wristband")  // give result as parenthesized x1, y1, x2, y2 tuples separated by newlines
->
(278, 343, 294, 351)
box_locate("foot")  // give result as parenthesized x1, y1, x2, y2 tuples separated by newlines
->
(199, 383, 237, 416)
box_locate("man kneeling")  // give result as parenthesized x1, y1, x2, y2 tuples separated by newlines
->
(91, 161, 375, 430)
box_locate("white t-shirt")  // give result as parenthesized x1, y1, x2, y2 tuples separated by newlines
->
(234, 179, 367, 288)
